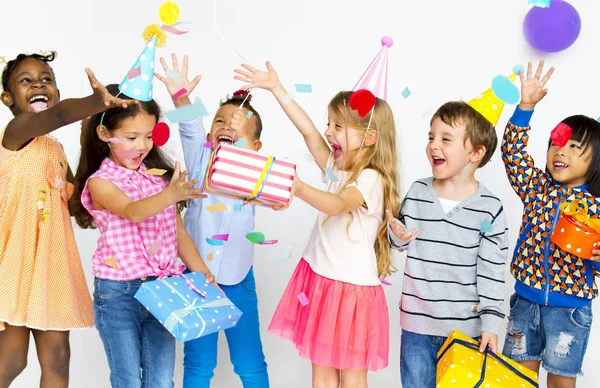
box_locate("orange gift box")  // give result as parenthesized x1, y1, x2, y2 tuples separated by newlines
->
(551, 200, 600, 259)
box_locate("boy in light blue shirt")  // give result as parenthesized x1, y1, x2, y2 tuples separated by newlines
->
(156, 54, 269, 387)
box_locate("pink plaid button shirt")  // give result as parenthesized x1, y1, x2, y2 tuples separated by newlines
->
(81, 158, 184, 281)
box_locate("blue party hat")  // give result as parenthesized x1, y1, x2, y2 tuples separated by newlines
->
(119, 36, 156, 101)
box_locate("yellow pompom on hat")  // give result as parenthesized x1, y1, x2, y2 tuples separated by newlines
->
(468, 73, 517, 127)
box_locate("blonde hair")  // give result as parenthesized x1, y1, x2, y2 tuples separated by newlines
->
(328, 91, 401, 278)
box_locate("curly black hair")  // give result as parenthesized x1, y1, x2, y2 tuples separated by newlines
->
(1, 51, 56, 92)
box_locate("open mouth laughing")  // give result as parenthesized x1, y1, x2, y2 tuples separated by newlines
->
(28, 94, 49, 112)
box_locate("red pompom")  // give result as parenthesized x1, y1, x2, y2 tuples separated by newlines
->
(550, 122, 572, 147)
(349, 89, 376, 118)
(152, 122, 170, 146)
(232, 89, 252, 103)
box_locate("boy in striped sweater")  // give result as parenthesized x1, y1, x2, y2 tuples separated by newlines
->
(387, 101, 509, 388)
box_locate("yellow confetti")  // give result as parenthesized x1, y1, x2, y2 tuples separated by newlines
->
(159, 1, 180, 25)
(145, 168, 168, 176)
(205, 203, 228, 213)
(105, 257, 120, 270)
(207, 253, 213, 262)
(37, 198, 45, 210)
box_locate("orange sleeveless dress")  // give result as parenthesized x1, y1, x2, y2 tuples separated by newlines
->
(0, 131, 93, 331)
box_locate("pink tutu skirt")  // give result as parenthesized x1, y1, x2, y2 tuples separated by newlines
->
(268, 259, 389, 371)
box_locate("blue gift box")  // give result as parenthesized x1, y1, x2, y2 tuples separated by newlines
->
(134, 272, 243, 342)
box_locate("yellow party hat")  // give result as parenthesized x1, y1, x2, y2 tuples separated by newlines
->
(468, 73, 517, 127)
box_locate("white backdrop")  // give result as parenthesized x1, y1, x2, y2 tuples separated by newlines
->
(1, 0, 600, 387)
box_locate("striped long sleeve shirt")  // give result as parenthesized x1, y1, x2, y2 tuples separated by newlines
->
(389, 177, 509, 337)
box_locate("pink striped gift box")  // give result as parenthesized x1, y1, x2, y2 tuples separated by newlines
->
(203, 144, 296, 206)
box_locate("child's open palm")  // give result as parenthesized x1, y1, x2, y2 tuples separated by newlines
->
(234, 61, 280, 92)
(155, 54, 202, 98)
(519, 60, 555, 110)
(167, 162, 207, 203)
(386, 209, 418, 243)
(86, 69, 138, 109)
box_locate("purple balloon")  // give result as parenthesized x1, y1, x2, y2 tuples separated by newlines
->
(523, 0, 581, 53)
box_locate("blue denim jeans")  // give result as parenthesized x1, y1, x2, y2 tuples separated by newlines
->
(502, 292, 593, 377)
(400, 329, 482, 388)
(94, 277, 175, 388)
(183, 267, 269, 387)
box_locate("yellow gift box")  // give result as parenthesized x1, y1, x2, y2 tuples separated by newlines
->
(436, 330, 538, 388)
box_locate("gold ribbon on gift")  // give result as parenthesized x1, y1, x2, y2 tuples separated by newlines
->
(245, 156, 275, 202)
(559, 200, 600, 234)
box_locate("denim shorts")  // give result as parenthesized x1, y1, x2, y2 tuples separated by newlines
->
(502, 293, 593, 377)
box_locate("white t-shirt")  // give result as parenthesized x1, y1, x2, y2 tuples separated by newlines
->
(302, 155, 384, 286)
(438, 197, 460, 214)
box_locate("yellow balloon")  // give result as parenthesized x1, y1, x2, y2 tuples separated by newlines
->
(159, 2, 180, 25)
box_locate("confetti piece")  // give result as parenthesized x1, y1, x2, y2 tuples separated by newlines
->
(152, 122, 170, 146)
(147, 239, 163, 255)
(119, 149, 140, 159)
(401, 87, 411, 99)
(37, 199, 45, 210)
(40, 189, 47, 194)
(211, 233, 229, 241)
(206, 238, 225, 246)
(166, 69, 185, 84)
(59, 161, 64, 168)
(161, 24, 189, 35)
(206, 203, 228, 213)
(380, 278, 392, 286)
(282, 93, 294, 103)
(171, 88, 187, 99)
(528, 0, 550, 7)
(128, 66, 142, 81)
(233, 202, 243, 212)
(259, 240, 278, 245)
(144, 168, 167, 176)
(159, 1, 180, 25)
(597, 117, 600, 123)
(235, 139, 247, 148)
(295, 84, 313, 93)
(41, 211, 50, 223)
(324, 167, 339, 182)
(207, 253, 213, 262)
(246, 232, 266, 244)
(204, 141, 214, 149)
(165, 97, 209, 122)
(105, 257, 120, 270)
(280, 246, 292, 262)
(512, 64, 525, 75)
(491, 75, 519, 104)
(297, 292, 309, 306)
(480, 221, 493, 233)
(246, 111, 253, 119)
(107, 137, 123, 144)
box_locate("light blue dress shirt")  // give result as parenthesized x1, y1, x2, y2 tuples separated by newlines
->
(179, 117, 255, 286)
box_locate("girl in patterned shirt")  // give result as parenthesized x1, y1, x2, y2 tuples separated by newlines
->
(0, 52, 135, 387)
(72, 84, 216, 388)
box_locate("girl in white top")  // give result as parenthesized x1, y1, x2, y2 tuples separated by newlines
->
(235, 62, 401, 386)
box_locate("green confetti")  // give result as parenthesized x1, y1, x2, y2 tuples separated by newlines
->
(245, 231, 266, 244)
(41, 211, 50, 223)
(60, 161, 64, 168)
(40, 189, 47, 194)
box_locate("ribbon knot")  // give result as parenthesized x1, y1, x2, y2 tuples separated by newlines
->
(559, 200, 600, 234)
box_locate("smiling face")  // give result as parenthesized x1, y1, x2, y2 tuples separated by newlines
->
(546, 138, 592, 188)
(324, 108, 367, 170)
(1, 58, 58, 115)
(427, 117, 476, 180)
(100, 112, 156, 170)
(207, 104, 260, 151)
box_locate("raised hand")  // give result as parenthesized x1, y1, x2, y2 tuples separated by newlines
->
(86, 69, 138, 109)
(155, 54, 202, 100)
(233, 61, 280, 92)
(519, 60, 555, 110)
(166, 162, 207, 202)
(386, 209, 418, 243)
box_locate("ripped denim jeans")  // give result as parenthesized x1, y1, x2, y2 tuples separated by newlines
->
(502, 293, 593, 377)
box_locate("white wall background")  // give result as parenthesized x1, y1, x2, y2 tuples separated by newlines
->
(1, 0, 600, 386)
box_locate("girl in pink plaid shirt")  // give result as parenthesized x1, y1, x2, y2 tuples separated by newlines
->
(72, 84, 216, 388)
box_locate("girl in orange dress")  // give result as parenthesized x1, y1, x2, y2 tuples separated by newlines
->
(0, 52, 136, 388)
